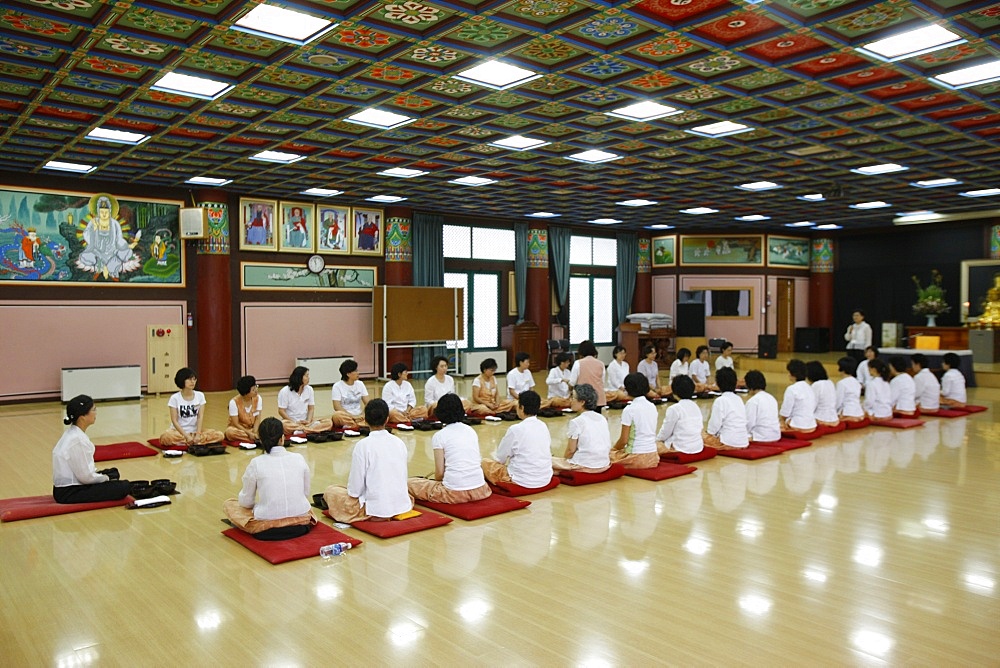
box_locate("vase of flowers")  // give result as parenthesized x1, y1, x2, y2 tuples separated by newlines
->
(912, 269, 950, 326)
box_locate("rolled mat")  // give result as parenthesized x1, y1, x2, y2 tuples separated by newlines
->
(324, 509, 453, 537)
(660, 447, 718, 464)
(0, 495, 132, 522)
(416, 495, 530, 520)
(718, 445, 787, 460)
(624, 462, 697, 481)
(93, 442, 157, 462)
(557, 462, 625, 486)
(222, 523, 361, 564)
(488, 476, 560, 496)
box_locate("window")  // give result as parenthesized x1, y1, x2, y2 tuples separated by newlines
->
(570, 234, 617, 267)
(444, 224, 515, 261)
(569, 275, 614, 344)
(445, 271, 499, 349)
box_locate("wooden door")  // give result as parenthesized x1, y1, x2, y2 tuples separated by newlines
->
(776, 279, 795, 353)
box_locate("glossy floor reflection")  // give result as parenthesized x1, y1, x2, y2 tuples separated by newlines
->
(1, 372, 997, 665)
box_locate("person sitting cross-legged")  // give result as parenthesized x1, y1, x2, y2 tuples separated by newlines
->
(482, 390, 555, 489)
(552, 383, 612, 474)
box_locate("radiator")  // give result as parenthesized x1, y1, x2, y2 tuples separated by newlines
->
(295, 356, 354, 385)
(460, 350, 506, 376)
(61, 366, 142, 402)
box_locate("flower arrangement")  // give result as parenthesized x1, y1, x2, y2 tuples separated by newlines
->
(912, 269, 951, 316)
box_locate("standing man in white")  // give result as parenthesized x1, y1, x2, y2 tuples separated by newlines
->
(844, 310, 872, 361)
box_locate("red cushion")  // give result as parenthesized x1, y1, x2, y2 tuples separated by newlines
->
(752, 438, 813, 451)
(660, 447, 717, 463)
(222, 523, 361, 564)
(894, 410, 920, 419)
(416, 495, 530, 520)
(781, 428, 818, 441)
(558, 462, 625, 486)
(0, 495, 131, 522)
(718, 445, 786, 460)
(819, 422, 847, 435)
(844, 418, 871, 430)
(624, 462, 697, 481)
(871, 417, 925, 429)
(324, 509, 453, 537)
(93, 442, 157, 462)
(489, 476, 560, 496)
(147, 438, 185, 451)
(924, 409, 970, 418)
(952, 404, 988, 414)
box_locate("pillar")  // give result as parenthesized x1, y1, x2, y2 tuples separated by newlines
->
(633, 235, 652, 313)
(384, 207, 413, 370)
(193, 190, 232, 392)
(526, 225, 551, 369)
(809, 238, 835, 345)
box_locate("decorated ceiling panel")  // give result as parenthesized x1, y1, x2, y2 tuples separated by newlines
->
(0, 0, 997, 231)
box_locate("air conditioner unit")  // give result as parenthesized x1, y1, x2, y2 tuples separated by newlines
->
(179, 207, 208, 239)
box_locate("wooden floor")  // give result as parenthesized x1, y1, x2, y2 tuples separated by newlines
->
(1, 368, 998, 665)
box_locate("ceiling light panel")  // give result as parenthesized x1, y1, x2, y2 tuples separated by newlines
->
(151, 72, 233, 100)
(454, 61, 542, 90)
(232, 4, 337, 45)
(857, 24, 966, 62)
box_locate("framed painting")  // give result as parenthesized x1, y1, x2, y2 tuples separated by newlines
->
(278, 202, 315, 253)
(241, 262, 377, 291)
(961, 259, 1000, 321)
(679, 235, 764, 267)
(351, 207, 383, 256)
(652, 235, 676, 267)
(0, 187, 184, 286)
(239, 198, 277, 251)
(767, 235, 810, 269)
(316, 204, 350, 255)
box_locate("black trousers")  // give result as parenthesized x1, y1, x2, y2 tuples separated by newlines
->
(846, 348, 865, 361)
(53, 481, 131, 504)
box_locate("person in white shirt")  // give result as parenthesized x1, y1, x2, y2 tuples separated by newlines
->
(552, 383, 611, 473)
(544, 353, 573, 409)
(888, 356, 917, 416)
(835, 357, 866, 422)
(605, 345, 630, 403)
(656, 375, 706, 454)
(939, 353, 967, 408)
(224, 417, 316, 536)
(482, 391, 554, 488)
(331, 359, 369, 428)
(845, 309, 873, 360)
(689, 345, 716, 394)
(705, 367, 749, 449)
(611, 373, 660, 469)
(715, 341, 735, 372)
(52, 394, 131, 504)
(159, 367, 225, 446)
(743, 371, 781, 442)
(864, 359, 894, 420)
(470, 357, 515, 416)
(408, 393, 492, 503)
(324, 400, 413, 522)
(225, 375, 263, 443)
(506, 352, 536, 401)
(910, 354, 941, 413)
(382, 362, 428, 424)
(637, 344, 672, 398)
(669, 348, 692, 383)
(806, 361, 840, 426)
(278, 366, 333, 436)
(780, 359, 818, 432)
(424, 356, 470, 417)
(857, 346, 877, 393)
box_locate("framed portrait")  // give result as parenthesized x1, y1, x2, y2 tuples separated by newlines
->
(239, 198, 277, 251)
(278, 202, 315, 253)
(241, 261, 377, 291)
(652, 235, 676, 267)
(351, 207, 383, 256)
(767, 235, 810, 269)
(316, 204, 350, 255)
(679, 235, 764, 267)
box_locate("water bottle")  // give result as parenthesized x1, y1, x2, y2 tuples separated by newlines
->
(319, 542, 352, 558)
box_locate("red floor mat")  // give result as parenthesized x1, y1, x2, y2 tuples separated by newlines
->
(624, 462, 697, 481)
(222, 523, 361, 564)
(416, 495, 530, 520)
(93, 442, 157, 462)
(0, 494, 131, 522)
(488, 476, 560, 496)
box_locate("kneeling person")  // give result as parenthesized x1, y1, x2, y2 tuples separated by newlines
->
(408, 394, 491, 503)
(483, 390, 554, 488)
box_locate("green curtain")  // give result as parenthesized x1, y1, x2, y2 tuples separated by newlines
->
(514, 222, 527, 323)
(548, 225, 571, 321)
(616, 232, 638, 326)
(412, 212, 445, 373)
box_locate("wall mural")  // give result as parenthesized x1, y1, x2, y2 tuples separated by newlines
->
(0, 187, 183, 285)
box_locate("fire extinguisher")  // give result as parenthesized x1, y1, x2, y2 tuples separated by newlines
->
(187, 312, 194, 329)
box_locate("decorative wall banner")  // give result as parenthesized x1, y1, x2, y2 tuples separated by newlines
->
(239, 198, 277, 251)
(651, 235, 675, 267)
(351, 207, 383, 256)
(528, 228, 548, 268)
(197, 202, 229, 255)
(637, 237, 651, 273)
(0, 187, 184, 285)
(278, 201, 315, 253)
(811, 238, 835, 273)
(241, 261, 377, 291)
(385, 216, 412, 263)
(767, 235, 811, 269)
(317, 204, 350, 254)
(680, 235, 763, 267)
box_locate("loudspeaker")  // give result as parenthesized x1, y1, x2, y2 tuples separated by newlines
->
(758, 335, 777, 359)
(179, 207, 207, 239)
(677, 303, 705, 337)
(795, 327, 830, 353)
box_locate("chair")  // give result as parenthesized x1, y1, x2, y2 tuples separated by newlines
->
(547, 339, 562, 367)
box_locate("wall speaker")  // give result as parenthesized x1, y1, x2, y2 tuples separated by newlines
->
(795, 327, 830, 353)
(677, 303, 705, 337)
(758, 335, 777, 359)
(179, 207, 208, 239)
